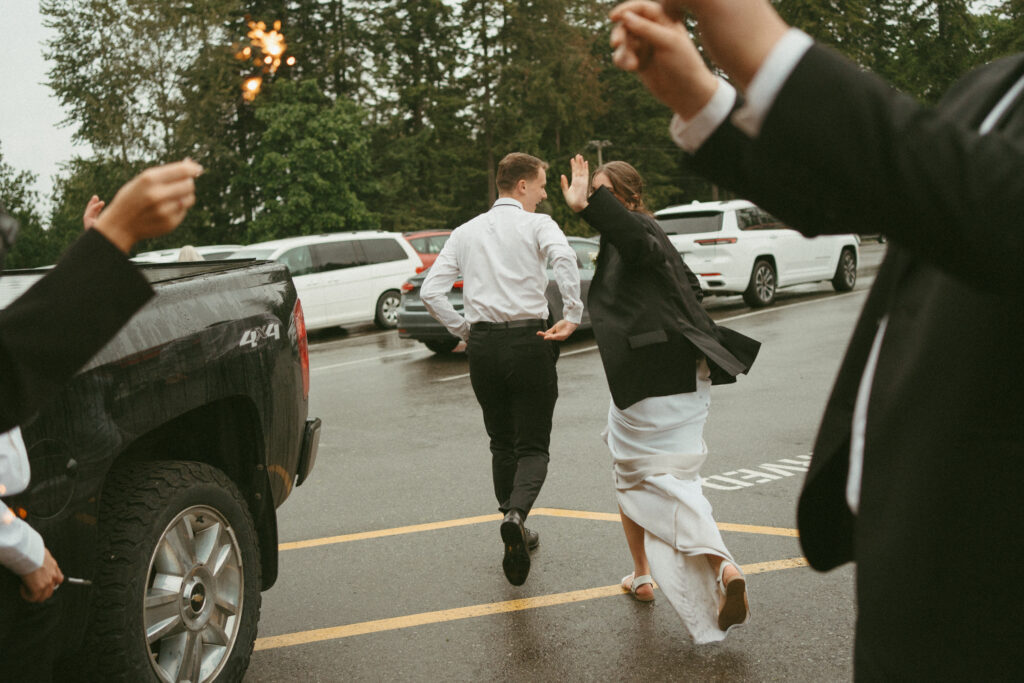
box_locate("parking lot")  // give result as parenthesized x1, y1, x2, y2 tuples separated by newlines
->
(241, 245, 884, 681)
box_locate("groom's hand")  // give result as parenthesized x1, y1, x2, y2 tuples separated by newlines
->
(538, 320, 578, 341)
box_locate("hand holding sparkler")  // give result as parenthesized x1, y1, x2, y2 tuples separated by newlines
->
(92, 159, 204, 254)
(609, 2, 719, 121)
(19, 547, 64, 603)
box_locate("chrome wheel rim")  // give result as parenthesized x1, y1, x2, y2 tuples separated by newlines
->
(754, 264, 775, 302)
(381, 295, 400, 325)
(144, 505, 243, 683)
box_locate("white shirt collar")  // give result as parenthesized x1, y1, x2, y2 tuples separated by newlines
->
(493, 197, 523, 210)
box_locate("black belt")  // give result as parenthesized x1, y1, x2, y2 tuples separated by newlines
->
(470, 319, 546, 331)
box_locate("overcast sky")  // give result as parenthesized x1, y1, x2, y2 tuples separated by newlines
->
(0, 2, 83, 208)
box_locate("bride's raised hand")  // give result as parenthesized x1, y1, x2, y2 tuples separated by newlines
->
(560, 154, 591, 212)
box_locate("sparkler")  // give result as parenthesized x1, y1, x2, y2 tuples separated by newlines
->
(235, 19, 297, 102)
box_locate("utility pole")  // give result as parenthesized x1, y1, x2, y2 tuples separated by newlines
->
(588, 139, 612, 167)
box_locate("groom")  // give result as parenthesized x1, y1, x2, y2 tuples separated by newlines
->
(421, 153, 582, 586)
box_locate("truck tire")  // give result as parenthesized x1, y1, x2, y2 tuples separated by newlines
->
(425, 338, 459, 354)
(742, 258, 777, 307)
(374, 290, 402, 329)
(831, 247, 857, 292)
(83, 461, 261, 683)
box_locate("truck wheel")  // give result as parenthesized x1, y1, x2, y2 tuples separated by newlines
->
(84, 461, 261, 683)
(742, 259, 777, 307)
(375, 290, 402, 329)
(425, 338, 459, 354)
(832, 247, 857, 292)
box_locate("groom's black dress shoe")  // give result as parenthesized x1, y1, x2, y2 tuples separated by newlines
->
(500, 509, 531, 585)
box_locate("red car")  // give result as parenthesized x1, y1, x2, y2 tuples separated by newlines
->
(403, 230, 452, 272)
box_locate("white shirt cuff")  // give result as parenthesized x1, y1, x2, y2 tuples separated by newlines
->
(732, 28, 814, 137)
(669, 79, 737, 153)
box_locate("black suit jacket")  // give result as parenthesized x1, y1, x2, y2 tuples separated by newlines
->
(691, 44, 1024, 679)
(0, 229, 153, 431)
(579, 187, 759, 409)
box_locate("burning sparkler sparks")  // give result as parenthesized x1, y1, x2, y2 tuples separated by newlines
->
(235, 19, 296, 102)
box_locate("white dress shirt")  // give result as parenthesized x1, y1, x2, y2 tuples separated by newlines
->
(0, 427, 44, 576)
(420, 197, 583, 341)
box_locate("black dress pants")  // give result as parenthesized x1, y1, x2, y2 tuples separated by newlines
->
(467, 322, 558, 517)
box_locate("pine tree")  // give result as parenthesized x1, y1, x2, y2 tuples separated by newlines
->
(0, 143, 51, 268)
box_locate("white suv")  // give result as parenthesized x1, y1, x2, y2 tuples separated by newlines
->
(655, 200, 859, 307)
(229, 232, 421, 330)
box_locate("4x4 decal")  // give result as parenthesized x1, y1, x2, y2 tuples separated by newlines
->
(240, 322, 281, 348)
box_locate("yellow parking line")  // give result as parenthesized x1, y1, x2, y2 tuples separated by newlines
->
(279, 513, 502, 551)
(531, 507, 621, 522)
(253, 557, 807, 651)
(717, 522, 799, 538)
(279, 509, 798, 551)
(743, 557, 809, 574)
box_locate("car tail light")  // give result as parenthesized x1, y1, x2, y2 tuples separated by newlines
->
(694, 238, 737, 245)
(699, 272, 723, 277)
(401, 281, 415, 292)
(415, 265, 426, 274)
(453, 280, 463, 289)
(294, 298, 310, 400)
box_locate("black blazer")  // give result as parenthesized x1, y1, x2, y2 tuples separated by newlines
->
(691, 44, 1024, 679)
(578, 187, 759, 409)
(0, 229, 153, 431)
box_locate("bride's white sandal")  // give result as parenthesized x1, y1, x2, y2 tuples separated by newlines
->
(716, 562, 749, 630)
(621, 572, 655, 602)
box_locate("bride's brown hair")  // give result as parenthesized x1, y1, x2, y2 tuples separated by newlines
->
(593, 161, 651, 215)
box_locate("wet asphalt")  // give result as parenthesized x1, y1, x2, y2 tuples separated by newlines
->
(243, 244, 886, 682)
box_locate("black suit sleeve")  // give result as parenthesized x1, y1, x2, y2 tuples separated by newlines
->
(690, 43, 1024, 294)
(0, 229, 154, 430)
(578, 187, 663, 267)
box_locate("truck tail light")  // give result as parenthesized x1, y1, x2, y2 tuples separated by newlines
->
(694, 237, 737, 245)
(294, 298, 310, 400)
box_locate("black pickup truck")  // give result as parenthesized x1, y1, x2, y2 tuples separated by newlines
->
(0, 259, 320, 682)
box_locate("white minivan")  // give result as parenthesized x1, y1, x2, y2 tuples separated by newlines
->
(229, 232, 422, 330)
(655, 200, 859, 307)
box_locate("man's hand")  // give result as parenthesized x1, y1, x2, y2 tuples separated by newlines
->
(82, 195, 105, 230)
(19, 548, 64, 603)
(537, 319, 579, 341)
(608, 2, 719, 120)
(641, 0, 789, 90)
(560, 154, 591, 212)
(93, 159, 204, 254)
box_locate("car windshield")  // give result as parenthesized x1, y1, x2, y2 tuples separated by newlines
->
(657, 211, 723, 234)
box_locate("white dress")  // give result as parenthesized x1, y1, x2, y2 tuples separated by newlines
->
(604, 360, 745, 644)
